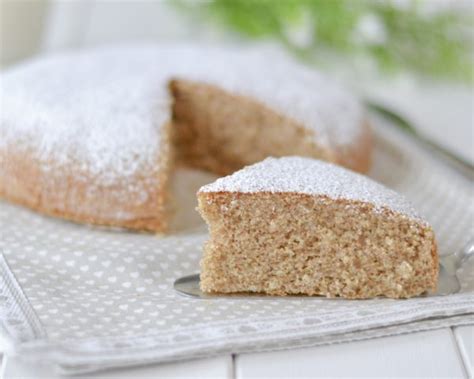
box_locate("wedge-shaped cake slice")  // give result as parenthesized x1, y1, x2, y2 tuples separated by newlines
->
(197, 157, 438, 299)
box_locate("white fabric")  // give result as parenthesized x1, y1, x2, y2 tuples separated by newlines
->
(0, 117, 473, 375)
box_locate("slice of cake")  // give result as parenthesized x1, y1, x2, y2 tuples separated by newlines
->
(197, 157, 438, 299)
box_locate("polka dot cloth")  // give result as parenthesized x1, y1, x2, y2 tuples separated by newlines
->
(0, 121, 473, 375)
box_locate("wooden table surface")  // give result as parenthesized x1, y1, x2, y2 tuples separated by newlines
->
(2, 325, 472, 378)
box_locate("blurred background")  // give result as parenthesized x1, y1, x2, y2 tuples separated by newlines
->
(1, 0, 473, 163)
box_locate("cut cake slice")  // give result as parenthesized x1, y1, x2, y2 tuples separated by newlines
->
(197, 156, 438, 299)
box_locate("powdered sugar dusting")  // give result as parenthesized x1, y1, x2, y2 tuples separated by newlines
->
(199, 157, 424, 222)
(0, 49, 168, 183)
(0, 44, 364, 185)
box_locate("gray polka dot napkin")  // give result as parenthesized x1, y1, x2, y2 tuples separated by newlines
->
(0, 121, 473, 375)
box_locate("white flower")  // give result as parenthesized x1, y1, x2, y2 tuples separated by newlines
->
(354, 13, 387, 45)
(283, 11, 314, 49)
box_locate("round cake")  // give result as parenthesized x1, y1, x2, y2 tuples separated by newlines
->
(198, 157, 438, 299)
(0, 44, 372, 232)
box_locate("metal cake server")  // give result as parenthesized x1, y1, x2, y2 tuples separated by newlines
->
(174, 239, 474, 299)
(436, 239, 474, 295)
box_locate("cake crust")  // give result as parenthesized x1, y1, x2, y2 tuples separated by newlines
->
(0, 123, 173, 232)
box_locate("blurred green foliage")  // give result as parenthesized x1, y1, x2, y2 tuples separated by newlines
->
(176, 0, 473, 82)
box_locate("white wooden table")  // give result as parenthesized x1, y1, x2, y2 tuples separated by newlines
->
(2, 326, 472, 378)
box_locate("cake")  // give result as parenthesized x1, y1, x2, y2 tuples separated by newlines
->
(197, 157, 438, 299)
(0, 45, 371, 232)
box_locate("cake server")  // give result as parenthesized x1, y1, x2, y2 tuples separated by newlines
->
(173, 239, 474, 299)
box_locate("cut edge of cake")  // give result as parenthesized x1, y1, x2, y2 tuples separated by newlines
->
(169, 79, 373, 175)
(197, 157, 439, 299)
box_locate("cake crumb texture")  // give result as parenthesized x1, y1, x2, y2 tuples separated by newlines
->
(198, 158, 438, 299)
